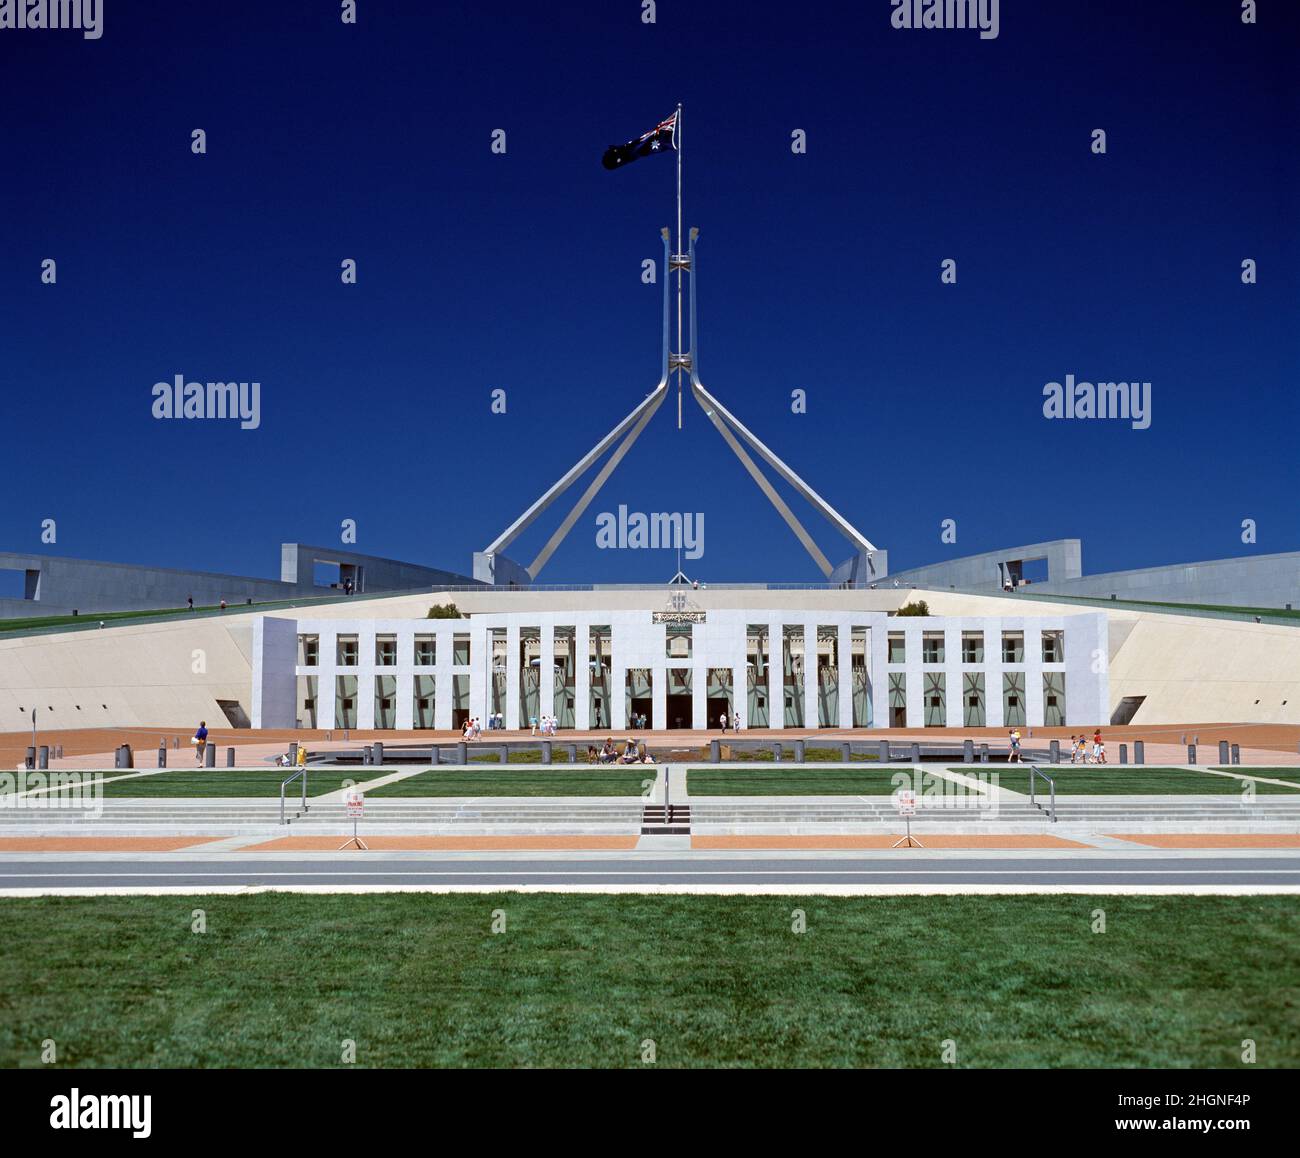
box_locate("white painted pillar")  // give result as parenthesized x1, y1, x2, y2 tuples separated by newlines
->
(503, 625, 520, 730)
(837, 623, 853, 729)
(539, 623, 555, 722)
(768, 620, 783, 728)
(803, 620, 818, 729)
(574, 624, 591, 730)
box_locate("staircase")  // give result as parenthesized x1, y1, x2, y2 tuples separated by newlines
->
(641, 803, 692, 835)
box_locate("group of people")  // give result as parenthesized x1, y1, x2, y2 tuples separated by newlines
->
(588, 737, 654, 765)
(717, 711, 741, 734)
(1070, 731, 1106, 764)
(530, 715, 560, 736)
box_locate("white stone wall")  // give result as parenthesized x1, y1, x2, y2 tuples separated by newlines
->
(269, 608, 1107, 731)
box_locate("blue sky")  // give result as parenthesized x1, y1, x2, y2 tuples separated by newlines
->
(1, 0, 1296, 587)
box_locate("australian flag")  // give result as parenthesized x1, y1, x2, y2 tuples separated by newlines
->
(602, 111, 678, 171)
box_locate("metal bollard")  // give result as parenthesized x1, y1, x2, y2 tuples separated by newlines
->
(1218, 740, 1230, 765)
(1231, 743, 1240, 765)
(910, 742, 921, 764)
(23, 746, 34, 770)
(430, 746, 440, 766)
(202, 743, 212, 768)
(289, 742, 298, 764)
(878, 740, 891, 763)
(1134, 740, 1144, 764)
(362, 746, 371, 766)
(1119, 743, 1128, 764)
(373, 742, 384, 766)
(841, 742, 851, 763)
(226, 747, 235, 767)
(498, 746, 509, 765)
(542, 741, 553, 765)
(1187, 744, 1197, 765)
(158, 745, 167, 769)
(979, 743, 989, 763)
(793, 740, 805, 763)
(37, 746, 49, 770)
(1049, 740, 1060, 764)
(565, 743, 577, 764)
(709, 740, 720, 764)
(963, 739, 974, 764)
(456, 742, 467, 765)
(773, 743, 783, 763)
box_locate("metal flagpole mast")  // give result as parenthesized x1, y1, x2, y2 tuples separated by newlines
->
(676, 102, 683, 430)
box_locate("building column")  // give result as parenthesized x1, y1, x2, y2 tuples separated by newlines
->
(803, 620, 819, 729)
(574, 624, 591, 730)
(434, 627, 452, 730)
(505, 624, 520, 730)
(355, 670, 376, 730)
(395, 673, 414, 730)
(652, 663, 667, 731)
(905, 626, 923, 728)
(837, 624, 853, 729)
(469, 623, 489, 726)
(539, 624, 555, 722)
(768, 621, 783, 729)
(869, 621, 888, 729)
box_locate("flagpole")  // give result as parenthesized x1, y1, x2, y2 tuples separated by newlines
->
(676, 101, 683, 430)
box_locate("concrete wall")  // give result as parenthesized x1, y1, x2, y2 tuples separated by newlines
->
(1031, 550, 1300, 610)
(0, 545, 479, 619)
(884, 540, 1082, 592)
(881, 541, 1298, 611)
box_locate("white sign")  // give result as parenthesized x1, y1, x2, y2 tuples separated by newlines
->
(345, 790, 365, 818)
(894, 789, 917, 817)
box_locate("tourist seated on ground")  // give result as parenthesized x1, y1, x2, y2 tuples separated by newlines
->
(586, 745, 600, 764)
(620, 738, 640, 764)
(277, 753, 292, 767)
(599, 737, 618, 764)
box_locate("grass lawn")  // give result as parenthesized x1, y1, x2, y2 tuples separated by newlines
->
(981, 766, 1300, 796)
(469, 749, 545, 763)
(28, 768, 384, 799)
(689, 766, 957, 795)
(368, 767, 653, 797)
(0, 894, 1294, 1068)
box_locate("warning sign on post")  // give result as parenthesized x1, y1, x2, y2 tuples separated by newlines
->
(345, 789, 364, 818)
(894, 789, 917, 817)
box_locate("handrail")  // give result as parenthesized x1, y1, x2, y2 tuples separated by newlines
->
(1028, 765, 1056, 822)
(280, 767, 308, 825)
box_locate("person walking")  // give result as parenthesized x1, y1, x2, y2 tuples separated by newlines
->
(1008, 728, 1021, 763)
(719, 710, 728, 734)
(192, 721, 209, 765)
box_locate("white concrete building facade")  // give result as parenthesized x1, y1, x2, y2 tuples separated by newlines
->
(253, 607, 1108, 732)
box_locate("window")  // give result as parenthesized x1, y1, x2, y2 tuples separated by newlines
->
(922, 632, 944, 664)
(375, 635, 397, 666)
(415, 634, 435, 666)
(297, 634, 319, 666)
(1042, 629, 1065, 663)
(453, 634, 471, 666)
(961, 631, 984, 663)
(336, 635, 358, 666)
(1001, 632, 1024, 664)
(888, 632, 906, 664)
